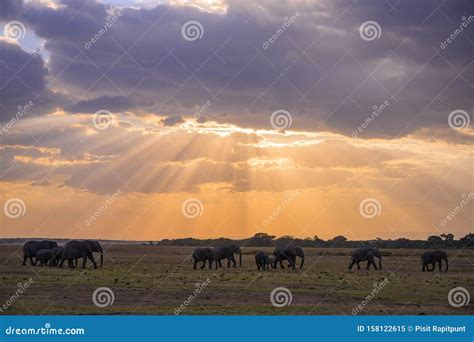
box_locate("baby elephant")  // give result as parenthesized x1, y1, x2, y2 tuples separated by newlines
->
(35, 249, 53, 266)
(255, 252, 275, 271)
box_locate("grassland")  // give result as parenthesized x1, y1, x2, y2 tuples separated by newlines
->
(0, 245, 472, 315)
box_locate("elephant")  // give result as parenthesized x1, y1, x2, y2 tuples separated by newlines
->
(50, 247, 64, 266)
(213, 245, 242, 269)
(35, 249, 53, 266)
(422, 250, 448, 272)
(22, 240, 58, 266)
(255, 251, 275, 271)
(348, 247, 382, 270)
(59, 240, 104, 269)
(192, 247, 214, 269)
(273, 246, 305, 269)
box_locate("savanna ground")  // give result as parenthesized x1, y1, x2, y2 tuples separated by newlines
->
(0, 245, 473, 315)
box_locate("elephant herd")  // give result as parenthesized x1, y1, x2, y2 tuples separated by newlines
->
(21, 240, 449, 273)
(193, 245, 450, 272)
(22, 240, 104, 269)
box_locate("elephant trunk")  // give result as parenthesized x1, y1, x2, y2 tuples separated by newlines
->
(299, 254, 305, 269)
(379, 255, 382, 270)
(239, 248, 242, 267)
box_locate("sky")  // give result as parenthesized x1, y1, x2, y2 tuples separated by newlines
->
(0, 0, 473, 241)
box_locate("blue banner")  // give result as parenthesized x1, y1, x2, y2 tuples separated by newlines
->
(0, 316, 472, 342)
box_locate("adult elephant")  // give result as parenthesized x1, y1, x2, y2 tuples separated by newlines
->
(213, 245, 242, 269)
(22, 240, 58, 266)
(422, 250, 448, 272)
(59, 240, 104, 269)
(348, 247, 382, 270)
(273, 246, 305, 269)
(192, 247, 214, 269)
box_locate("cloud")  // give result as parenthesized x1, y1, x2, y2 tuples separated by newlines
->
(161, 115, 184, 126)
(1, 0, 472, 140)
(0, 39, 67, 121)
(0, 0, 24, 20)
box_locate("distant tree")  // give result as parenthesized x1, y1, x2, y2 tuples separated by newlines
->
(248, 233, 275, 246)
(459, 233, 474, 247)
(329, 235, 347, 247)
(275, 235, 295, 246)
(427, 235, 443, 243)
(441, 233, 454, 242)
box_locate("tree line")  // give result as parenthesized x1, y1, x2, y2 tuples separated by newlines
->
(156, 232, 474, 249)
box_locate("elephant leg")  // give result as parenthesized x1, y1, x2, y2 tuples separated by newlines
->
(372, 259, 379, 270)
(30, 257, 35, 266)
(438, 260, 442, 272)
(218, 260, 223, 268)
(357, 262, 361, 270)
(279, 260, 284, 269)
(348, 260, 356, 270)
(201, 260, 206, 269)
(231, 256, 236, 267)
(422, 263, 426, 272)
(22, 255, 27, 266)
(193, 258, 198, 270)
(87, 253, 97, 269)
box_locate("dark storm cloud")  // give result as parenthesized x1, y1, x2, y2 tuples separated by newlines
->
(70, 95, 134, 113)
(0, 40, 65, 121)
(0, 0, 24, 20)
(2, 0, 473, 138)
